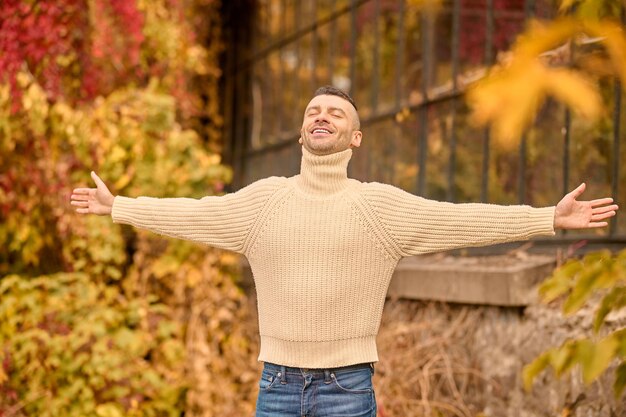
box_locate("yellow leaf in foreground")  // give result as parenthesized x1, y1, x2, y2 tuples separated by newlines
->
(468, 17, 626, 150)
(544, 69, 602, 119)
(114, 173, 131, 190)
(559, 0, 576, 12)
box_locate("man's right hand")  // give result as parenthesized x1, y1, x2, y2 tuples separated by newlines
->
(71, 171, 115, 215)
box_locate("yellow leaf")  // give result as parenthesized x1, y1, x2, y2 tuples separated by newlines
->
(580, 336, 618, 384)
(114, 173, 131, 190)
(96, 403, 124, 417)
(186, 268, 202, 287)
(559, 0, 577, 12)
(543, 69, 601, 119)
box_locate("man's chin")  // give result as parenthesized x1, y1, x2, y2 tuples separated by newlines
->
(304, 144, 335, 156)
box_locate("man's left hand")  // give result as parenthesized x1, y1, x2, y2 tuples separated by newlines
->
(554, 183, 619, 229)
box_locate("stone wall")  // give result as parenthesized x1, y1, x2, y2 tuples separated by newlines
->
(374, 292, 625, 416)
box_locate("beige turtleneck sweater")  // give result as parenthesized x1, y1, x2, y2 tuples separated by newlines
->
(112, 147, 555, 368)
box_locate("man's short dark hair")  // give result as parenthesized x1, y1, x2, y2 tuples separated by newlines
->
(313, 85, 358, 111)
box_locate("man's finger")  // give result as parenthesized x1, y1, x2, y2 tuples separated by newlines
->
(71, 194, 91, 201)
(568, 183, 586, 199)
(592, 204, 619, 214)
(71, 201, 89, 208)
(590, 198, 614, 207)
(91, 171, 106, 188)
(588, 221, 609, 228)
(592, 211, 616, 221)
(76, 208, 89, 214)
(72, 188, 94, 194)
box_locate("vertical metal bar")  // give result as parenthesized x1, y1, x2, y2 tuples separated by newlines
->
(611, 85, 622, 236)
(311, 0, 318, 93)
(222, 1, 236, 174)
(328, 1, 337, 84)
(418, 11, 431, 196)
(233, 71, 244, 188)
(447, 0, 460, 202)
(562, 37, 575, 236)
(349, 0, 358, 95)
(518, 0, 535, 205)
(481, 0, 495, 202)
(524, 0, 535, 18)
(611, 6, 625, 236)
(232, 0, 254, 189)
(485, 0, 494, 66)
(293, 1, 302, 115)
(278, 0, 287, 135)
(387, 0, 401, 182)
(395, 0, 405, 110)
(371, 0, 380, 112)
(562, 111, 571, 199)
(259, 2, 269, 139)
(518, 133, 527, 203)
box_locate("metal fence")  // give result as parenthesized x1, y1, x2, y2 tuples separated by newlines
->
(221, 0, 626, 244)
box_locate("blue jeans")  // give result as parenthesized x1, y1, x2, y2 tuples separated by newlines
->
(255, 362, 377, 417)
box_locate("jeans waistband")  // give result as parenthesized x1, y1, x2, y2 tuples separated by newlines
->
(263, 361, 374, 374)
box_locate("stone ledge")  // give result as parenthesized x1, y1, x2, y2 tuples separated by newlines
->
(388, 254, 556, 306)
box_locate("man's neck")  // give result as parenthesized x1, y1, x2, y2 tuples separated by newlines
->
(295, 147, 352, 196)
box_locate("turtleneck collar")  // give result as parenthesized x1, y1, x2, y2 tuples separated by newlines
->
(295, 146, 352, 196)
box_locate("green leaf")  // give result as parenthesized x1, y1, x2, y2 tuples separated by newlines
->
(523, 350, 552, 391)
(539, 259, 582, 302)
(613, 328, 626, 357)
(578, 336, 618, 384)
(594, 287, 626, 332)
(563, 259, 605, 314)
(614, 362, 626, 399)
(550, 341, 577, 375)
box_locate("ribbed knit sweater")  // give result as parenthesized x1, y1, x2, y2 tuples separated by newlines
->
(112, 147, 555, 368)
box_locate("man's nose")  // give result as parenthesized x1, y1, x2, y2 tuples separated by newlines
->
(315, 114, 330, 123)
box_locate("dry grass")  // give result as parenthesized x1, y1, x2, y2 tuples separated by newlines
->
(375, 299, 496, 417)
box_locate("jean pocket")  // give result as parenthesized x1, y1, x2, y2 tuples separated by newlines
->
(259, 369, 279, 391)
(330, 369, 373, 394)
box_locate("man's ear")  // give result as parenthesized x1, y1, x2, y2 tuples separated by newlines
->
(298, 137, 303, 144)
(350, 131, 362, 148)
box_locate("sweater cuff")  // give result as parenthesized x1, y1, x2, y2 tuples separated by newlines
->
(530, 206, 556, 236)
(111, 196, 141, 225)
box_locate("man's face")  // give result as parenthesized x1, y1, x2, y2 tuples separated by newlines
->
(299, 94, 362, 155)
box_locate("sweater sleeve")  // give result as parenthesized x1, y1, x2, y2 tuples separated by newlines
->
(111, 177, 285, 254)
(362, 182, 555, 258)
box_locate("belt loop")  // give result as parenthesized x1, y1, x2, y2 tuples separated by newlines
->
(370, 363, 375, 374)
(280, 366, 287, 384)
(324, 369, 331, 384)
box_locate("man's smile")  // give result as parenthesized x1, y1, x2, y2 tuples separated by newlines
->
(310, 126, 334, 138)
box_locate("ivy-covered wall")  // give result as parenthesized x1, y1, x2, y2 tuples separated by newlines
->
(0, 1, 261, 415)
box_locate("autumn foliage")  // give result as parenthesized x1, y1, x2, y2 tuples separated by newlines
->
(0, 0, 260, 416)
(468, 0, 626, 146)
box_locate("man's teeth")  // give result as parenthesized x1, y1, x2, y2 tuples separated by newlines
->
(313, 129, 331, 134)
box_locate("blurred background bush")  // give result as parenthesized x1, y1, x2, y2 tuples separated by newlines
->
(0, 0, 260, 415)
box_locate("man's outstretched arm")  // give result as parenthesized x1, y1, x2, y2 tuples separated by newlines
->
(553, 183, 618, 229)
(362, 182, 619, 258)
(70, 171, 285, 254)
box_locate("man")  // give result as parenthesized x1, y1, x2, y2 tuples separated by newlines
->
(71, 86, 618, 417)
